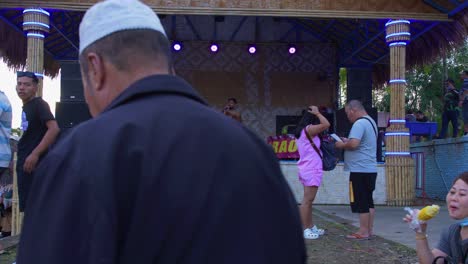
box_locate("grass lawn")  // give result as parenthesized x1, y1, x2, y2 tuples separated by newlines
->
(0, 246, 16, 263)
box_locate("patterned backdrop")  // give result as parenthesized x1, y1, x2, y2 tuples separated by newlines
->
(173, 42, 337, 140)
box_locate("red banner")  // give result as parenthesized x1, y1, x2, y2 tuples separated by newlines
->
(267, 135, 299, 159)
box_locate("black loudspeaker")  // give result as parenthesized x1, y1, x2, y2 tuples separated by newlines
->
(60, 62, 85, 101)
(335, 107, 378, 137)
(276, 115, 302, 135)
(55, 102, 91, 128)
(61, 79, 85, 101)
(347, 68, 373, 108)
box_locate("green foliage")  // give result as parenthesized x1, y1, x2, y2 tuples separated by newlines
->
(338, 68, 347, 109)
(373, 86, 390, 112)
(11, 127, 22, 138)
(373, 41, 468, 124)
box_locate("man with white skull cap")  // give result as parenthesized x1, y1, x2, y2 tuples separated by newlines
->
(17, 1, 305, 263)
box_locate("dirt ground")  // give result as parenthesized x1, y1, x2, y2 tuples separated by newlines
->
(0, 211, 418, 264)
(307, 210, 418, 264)
(0, 247, 16, 263)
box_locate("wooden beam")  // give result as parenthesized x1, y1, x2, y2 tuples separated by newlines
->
(229, 16, 247, 42)
(0, 1, 451, 21)
(423, 0, 449, 13)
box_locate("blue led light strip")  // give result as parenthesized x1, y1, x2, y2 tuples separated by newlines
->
(385, 152, 411, 156)
(389, 79, 407, 84)
(389, 42, 407, 47)
(23, 22, 50, 29)
(389, 119, 406, 123)
(386, 32, 411, 39)
(27, 33, 45, 39)
(385, 132, 410, 136)
(385, 20, 411, 27)
(23, 8, 50, 16)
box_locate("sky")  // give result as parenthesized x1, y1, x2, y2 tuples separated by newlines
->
(0, 62, 61, 129)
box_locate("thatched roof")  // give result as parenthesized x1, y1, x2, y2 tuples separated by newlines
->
(0, 20, 60, 77)
(0, 1, 466, 85)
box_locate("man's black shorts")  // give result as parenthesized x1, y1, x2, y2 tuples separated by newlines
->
(349, 172, 377, 213)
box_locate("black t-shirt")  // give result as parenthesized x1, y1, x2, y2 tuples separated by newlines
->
(18, 97, 55, 161)
(444, 89, 460, 111)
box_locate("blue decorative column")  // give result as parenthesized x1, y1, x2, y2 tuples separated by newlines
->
(384, 19, 415, 206)
(22, 8, 50, 96)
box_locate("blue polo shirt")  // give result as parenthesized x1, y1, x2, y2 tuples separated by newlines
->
(0, 91, 12, 168)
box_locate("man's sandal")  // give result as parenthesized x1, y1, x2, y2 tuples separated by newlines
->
(345, 233, 370, 240)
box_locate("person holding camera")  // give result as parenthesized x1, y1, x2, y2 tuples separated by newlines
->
(294, 105, 330, 239)
(222, 97, 242, 122)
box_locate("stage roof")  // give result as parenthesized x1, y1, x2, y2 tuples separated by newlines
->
(0, 0, 466, 85)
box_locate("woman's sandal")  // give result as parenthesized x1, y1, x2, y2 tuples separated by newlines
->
(304, 229, 320, 240)
(345, 233, 370, 240)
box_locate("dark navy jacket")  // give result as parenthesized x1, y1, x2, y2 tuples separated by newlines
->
(18, 75, 305, 264)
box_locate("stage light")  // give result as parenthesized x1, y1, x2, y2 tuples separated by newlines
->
(385, 151, 411, 156)
(389, 42, 407, 47)
(173, 42, 182, 51)
(385, 32, 411, 39)
(27, 33, 45, 38)
(385, 20, 410, 27)
(210, 43, 219, 53)
(23, 22, 50, 29)
(385, 132, 411, 136)
(248, 45, 256, 54)
(389, 119, 406, 124)
(389, 79, 407, 84)
(288, 45, 296, 54)
(23, 8, 50, 16)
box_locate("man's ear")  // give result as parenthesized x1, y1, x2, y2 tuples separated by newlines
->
(85, 52, 105, 91)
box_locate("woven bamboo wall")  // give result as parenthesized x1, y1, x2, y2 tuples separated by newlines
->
(174, 42, 337, 139)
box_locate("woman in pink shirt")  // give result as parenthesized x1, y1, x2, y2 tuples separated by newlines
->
(294, 105, 330, 239)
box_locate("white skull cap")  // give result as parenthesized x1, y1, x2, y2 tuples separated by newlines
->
(79, 0, 167, 54)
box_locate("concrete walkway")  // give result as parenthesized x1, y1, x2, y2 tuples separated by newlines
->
(316, 205, 456, 249)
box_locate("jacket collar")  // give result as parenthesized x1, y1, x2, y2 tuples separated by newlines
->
(103, 74, 207, 113)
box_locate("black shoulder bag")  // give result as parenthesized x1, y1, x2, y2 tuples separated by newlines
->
(303, 128, 338, 171)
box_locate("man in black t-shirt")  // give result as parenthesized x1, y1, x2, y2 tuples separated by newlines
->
(440, 79, 460, 139)
(16, 71, 60, 212)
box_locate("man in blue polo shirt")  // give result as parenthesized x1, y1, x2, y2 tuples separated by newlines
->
(0, 90, 11, 238)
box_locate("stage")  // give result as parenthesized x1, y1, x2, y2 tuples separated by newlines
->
(280, 161, 387, 205)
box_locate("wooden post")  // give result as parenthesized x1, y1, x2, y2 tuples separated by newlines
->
(12, 7, 50, 236)
(11, 153, 22, 236)
(385, 20, 415, 206)
(22, 7, 50, 96)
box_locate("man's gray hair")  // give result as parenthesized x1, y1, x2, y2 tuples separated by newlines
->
(346, 100, 365, 111)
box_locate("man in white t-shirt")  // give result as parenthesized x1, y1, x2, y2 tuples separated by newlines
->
(335, 100, 377, 240)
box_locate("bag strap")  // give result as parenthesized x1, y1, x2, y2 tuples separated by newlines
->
(303, 127, 323, 160)
(357, 116, 377, 136)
